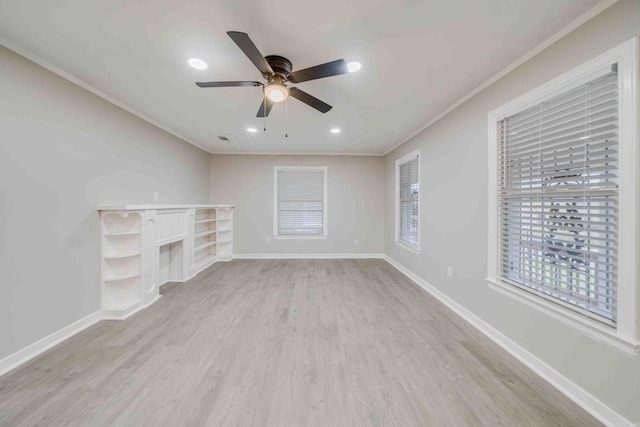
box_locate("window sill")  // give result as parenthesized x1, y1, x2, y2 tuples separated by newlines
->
(273, 235, 328, 240)
(486, 277, 640, 356)
(395, 240, 420, 254)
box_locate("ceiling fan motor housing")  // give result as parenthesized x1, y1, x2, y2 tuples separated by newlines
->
(265, 55, 292, 81)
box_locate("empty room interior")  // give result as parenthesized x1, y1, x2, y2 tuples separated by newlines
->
(1, 0, 640, 425)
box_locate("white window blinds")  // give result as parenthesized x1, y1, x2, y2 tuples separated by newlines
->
(398, 154, 419, 248)
(498, 65, 618, 322)
(276, 168, 326, 236)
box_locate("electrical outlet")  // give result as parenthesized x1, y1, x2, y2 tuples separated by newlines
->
(267, 236, 272, 243)
(447, 266, 453, 278)
(153, 192, 159, 201)
(355, 238, 360, 245)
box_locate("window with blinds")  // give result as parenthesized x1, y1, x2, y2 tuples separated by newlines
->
(275, 167, 326, 236)
(498, 64, 618, 323)
(396, 151, 420, 249)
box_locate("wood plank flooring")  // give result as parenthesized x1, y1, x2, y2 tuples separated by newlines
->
(0, 259, 601, 426)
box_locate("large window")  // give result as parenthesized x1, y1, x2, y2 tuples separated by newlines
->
(395, 150, 420, 250)
(487, 39, 638, 353)
(499, 67, 618, 322)
(274, 166, 327, 237)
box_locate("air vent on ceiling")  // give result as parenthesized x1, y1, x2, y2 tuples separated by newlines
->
(217, 136, 230, 141)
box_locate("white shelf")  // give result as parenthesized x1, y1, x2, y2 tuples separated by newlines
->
(195, 218, 216, 224)
(104, 231, 140, 237)
(103, 272, 141, 283)
(195, 240, 217, 252)
(217, 239, 232, 244)
(195, 229, 216, 238)
(104, 252, 141, 260)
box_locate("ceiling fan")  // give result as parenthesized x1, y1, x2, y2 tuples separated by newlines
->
(195, 31, 349, 117)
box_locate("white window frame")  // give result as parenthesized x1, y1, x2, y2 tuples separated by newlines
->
(273, 166, 328, 239)
(487, 38, 639, 355)
(395, 150, 421, 252)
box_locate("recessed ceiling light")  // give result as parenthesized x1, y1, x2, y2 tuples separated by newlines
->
(246, 127, 258, 133)
(347, 61, 361, 73)
(330, 128, 341, 134)
(188, 58, 208, 70)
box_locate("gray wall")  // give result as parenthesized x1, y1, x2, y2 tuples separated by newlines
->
(210, 154, 384, 255)
(384, 0, 640, 423)
(0, 45, 211, 360)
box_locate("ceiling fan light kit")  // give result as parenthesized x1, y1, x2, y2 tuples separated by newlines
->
(195, 31, 350, 117)
(264, 84, 288, 102)
(264, 74, 289, 103)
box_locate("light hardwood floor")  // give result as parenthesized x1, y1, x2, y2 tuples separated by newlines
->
(0, 259, 600, 426)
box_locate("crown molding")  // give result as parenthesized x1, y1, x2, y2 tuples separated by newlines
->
(383, 0, 618, 156)
(0, 36, 213, 154)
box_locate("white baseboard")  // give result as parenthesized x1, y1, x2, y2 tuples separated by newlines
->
(383, 255, 633, 427)
(102, 295, 161, 320)
(0, 310, 103, 377)
(233, 253, 385, 259)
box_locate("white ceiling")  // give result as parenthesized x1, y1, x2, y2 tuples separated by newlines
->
(0, 0, 603, 155)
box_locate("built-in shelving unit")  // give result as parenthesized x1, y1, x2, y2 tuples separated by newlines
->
(193, 207, 217, 269)
(191, 206, 234, 269)
(100, 212, 143, 315)
(215, 208, 234, 260)
(98, 204, 234, 319)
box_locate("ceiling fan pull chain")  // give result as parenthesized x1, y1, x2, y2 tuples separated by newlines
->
(285, 98, 288, 138)
(263, 89, 267, 132)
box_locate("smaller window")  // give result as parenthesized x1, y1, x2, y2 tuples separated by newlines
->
(396, 150, 420, 250)
(274, 166, 327, 237)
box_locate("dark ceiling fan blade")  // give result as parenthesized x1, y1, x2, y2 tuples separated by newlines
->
(195, 81, 262, 88)
(227, 31, 274, 76)
(289, 87, 332, 113)
(289, 59, 348, 83)
(256, 97, 274, 117)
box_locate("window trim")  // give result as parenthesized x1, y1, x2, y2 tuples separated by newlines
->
(486, 38, 639, 355)
(395, 150, 421, 252)
(273, 166, 328, 238)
